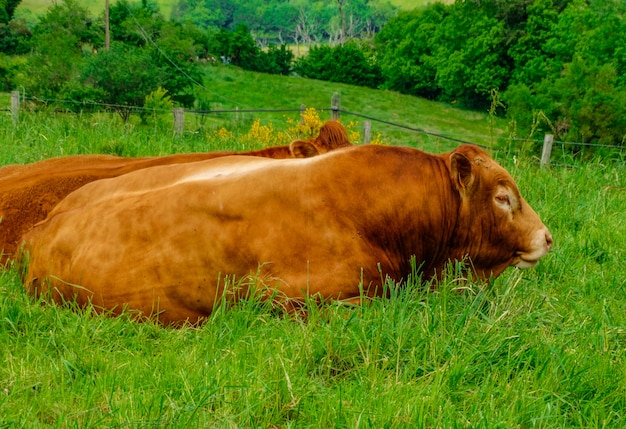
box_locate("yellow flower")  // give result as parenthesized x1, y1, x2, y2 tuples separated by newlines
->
(245, 119, 277, 147)
(288, 108, 323, 139)
(216, 127, 232, 140)
(369, 132, 390, 146)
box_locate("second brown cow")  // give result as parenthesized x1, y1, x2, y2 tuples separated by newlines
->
(0, 121, 351, 264)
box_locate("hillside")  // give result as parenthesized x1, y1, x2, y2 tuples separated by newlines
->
(199, 65, 504, 151)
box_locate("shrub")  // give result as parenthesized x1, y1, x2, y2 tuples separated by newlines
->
(141, 87, 174, 125)
(294, 41, 383, 89)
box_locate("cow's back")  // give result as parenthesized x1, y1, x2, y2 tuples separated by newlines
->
(0, 153, 237, 264)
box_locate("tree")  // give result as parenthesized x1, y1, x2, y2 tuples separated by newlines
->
(0, 0, 21, 24)
(503, 0, 626, 145)
(109, 0, 164, 47)
(256, 44, 293, 75)
(171, 0, 397, 45)
(150, 22, 203, 106)
(13, 0, 96, 99)
(376, 6, 447, 99)
(432, 1, 510, 109)
(294, 41, 382, 88)
(507, 0, 562, 86)
(79, 43, 164, 121)
(549, 56, 626, 145)
(227, 23, 261, 68)
(0, 18, 31, 54)
(34, 0, 101, 48)
(336, 0, 347, 44)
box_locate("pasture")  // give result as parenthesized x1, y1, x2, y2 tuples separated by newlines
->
(1, 73, 625, 427)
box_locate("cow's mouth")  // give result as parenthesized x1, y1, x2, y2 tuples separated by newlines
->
(513, 257, 539, 269)
(513, 247, 548, 269)
(513, 229, 553, 269)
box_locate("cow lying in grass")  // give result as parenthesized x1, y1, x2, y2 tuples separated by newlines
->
(20, 144, 552, 326)
(0, 121, 351, 264)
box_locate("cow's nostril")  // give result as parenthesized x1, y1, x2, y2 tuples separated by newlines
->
(545, 231, 553, 250)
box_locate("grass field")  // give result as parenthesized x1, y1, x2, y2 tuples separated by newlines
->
(1, 66, 625, 427)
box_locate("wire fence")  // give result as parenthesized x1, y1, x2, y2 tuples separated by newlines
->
(3, 92, 625, 168)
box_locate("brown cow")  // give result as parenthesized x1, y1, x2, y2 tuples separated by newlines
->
(21, 144, 552, 325)
(0, 121, 351, 264)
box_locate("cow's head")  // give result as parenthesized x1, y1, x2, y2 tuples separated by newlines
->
(448, 145, 553, 279)
(289, 121, 353, 158)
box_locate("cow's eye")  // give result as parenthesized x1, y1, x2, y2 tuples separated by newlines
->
(495, 193, 510, 208)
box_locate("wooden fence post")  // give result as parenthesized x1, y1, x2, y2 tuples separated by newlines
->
(363, 121, 371, 144)
(331, 92, 340, 121)
(173, 107, 184, 136)
(300, 104, 306, 124)
(11, 90, 20, 124)
(540, 134, 554, 168)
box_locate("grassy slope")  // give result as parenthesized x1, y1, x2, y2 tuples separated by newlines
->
(200, 66, 501, 150)
(1, 67, 625, 427)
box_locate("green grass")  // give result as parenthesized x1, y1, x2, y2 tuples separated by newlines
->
(200, 66, 502, 150)
(1, 67, 625, 428)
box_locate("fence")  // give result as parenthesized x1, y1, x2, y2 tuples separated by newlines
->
(7, 90, 625, 168)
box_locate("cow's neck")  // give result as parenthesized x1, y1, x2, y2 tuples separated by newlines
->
(351, 154, 463, 283)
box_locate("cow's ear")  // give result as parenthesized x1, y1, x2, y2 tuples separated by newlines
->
(450, 152, 475, 192)
(290, 140, 320, 158)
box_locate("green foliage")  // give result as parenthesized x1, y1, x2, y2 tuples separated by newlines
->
(256, 44, 293, 76)
(207, 24, 294, 76)
(0, 53, 25, 91)
(0, 0, 21, 24)
(141, 86, 174, 124)
(4, 0, 202, 115)
(109, 0, 164, 47)
(227, 23, 259, 67)
(170, 0, 398, 44)
(294, 41, 382, 89)
(79, 43, 164, 121)
(376, 6, 446, 99)
(507, 0, 563, 87)
(504, 0, 626, 145)
(33, 0, 102, 48)
(375, 0, 626, 147)
(0, 18, 31, 54)
(376, 1, 514, 109)
(434, 2, 510, 108)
